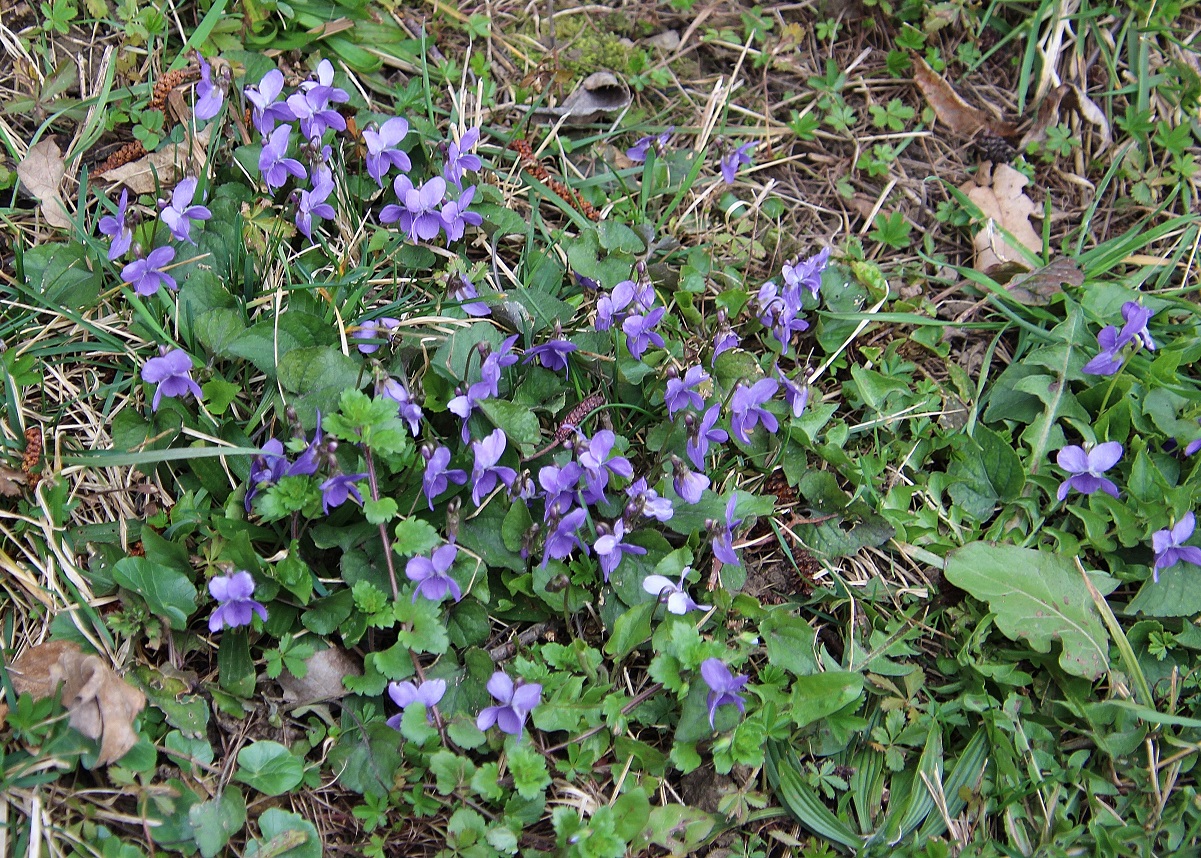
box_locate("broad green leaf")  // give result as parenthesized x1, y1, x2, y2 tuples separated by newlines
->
(188, 788, 246, 858)
(394, 517, 441, 557)
(277, 346, 360, 398)
(1128, 562, 1201, 617)
(112, 557, 197, 629)
(786, 672, 864, 728)
(218, 629, 256, 698)
(479, 399, 542, 447)
(945, 542, 1113, 679)
(604, 600, 657, 660)
(246, 808, 321, 858)
(235, 741, 304, 796)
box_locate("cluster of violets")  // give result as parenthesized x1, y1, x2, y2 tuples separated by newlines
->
(1063, 300, 1201, 580)
(97, 53, 226, 295)
(243, 61, 483, 245)
(626, 127, 758, 186)
(1055, 441, 1200, 583)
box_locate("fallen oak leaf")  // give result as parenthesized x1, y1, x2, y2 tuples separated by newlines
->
(9, 640, 146, 765)
(912, 55, 1020, 142)
(16, 138, 73, 229)
(960, 163, 1043, 273)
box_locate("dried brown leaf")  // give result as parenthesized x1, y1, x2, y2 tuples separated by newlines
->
(1022, 83, 1111, 152)
(1005, 257, 1083, 305)
(912, 55, 1019, 141)
(960, 163, 1043, 273)
(0, 464, 27, 497)
(534, 71, 631, 125)
(97, 125, 211, 195)
(10, 640, 146, 765)
(16, 138, 72, 229)
(278, 646, 362, 706)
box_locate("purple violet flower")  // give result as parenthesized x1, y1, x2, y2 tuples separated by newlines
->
(406, 543, 462, 603)
(1055, 442, 1123, 501)
(777, 367, 810, 418)
(99, 188, 133, 260)
(422, 445, 468, 510)
(142, 347, 202, 411)
(123, 245, 177, 296)
(160, 177, 211, 244)
(539, 462, 583, 519)
(711, 310, 741, 362)
(380, 377, 423, 434)
(686, 403, 728, 469)
(208, 570, 268, 632)
(443, 127, 482, 188)
(720, 141, 757, 184)
(245, 438, 287, 511)
(1151, 512, 1201, 582)
(672, 456, 710, 505)
(386, 678, 446, 728)
(523, 336, 577, 375)
(354, 317, 400, 354)
(1183, 419, 1201, 457)
(626, 127, 673, 162)
(700, 658, 748, 729)
(363, 117, 412, 187)
(623, 306, 667, 359)
(476, 671, 542, 739)
(193, 52, 224, 121)
(578, 430, 634, 505)
(664, 365, 710, 418)
(625, 478, 674, 522)
(244, 69, 295, 136)
(286, 65, 348, 141)
(1083, 302, 1157, 376)
(439, 185, 483, 244)
(711, 495, 744, 566)
(642, 567, 710, 615)
(294, 166, 336, 240)
(259, 125, 307, 191)
(781, 248, 830, 298)
(450, 275, 490, 317)
(471, 429, 518, 506)
(318, 472, 367, 514)
(730, 378, 780, 444)
(381, 175, 447, 242)
(542, 506, 589, 566)
(594, 519, 646, 581)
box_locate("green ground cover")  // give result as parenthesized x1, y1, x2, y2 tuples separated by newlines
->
(1, 0, 1201, 855)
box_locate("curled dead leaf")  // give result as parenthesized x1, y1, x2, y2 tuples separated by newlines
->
(0, 464, 27, 497)
(912, 55, 1021, 142)
(278, 646, 362, 706)
(960, 163, 1043, 273)
(1022, 83, 1111, 153)
(97, 125, 211, 195)
(534, 72, 631, 125)
(1004, 256, 1084, 305)
(9, 640, 146, 765)
(16, 138, 72, 229)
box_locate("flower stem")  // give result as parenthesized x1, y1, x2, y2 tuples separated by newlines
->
(363, 445, 399, 600)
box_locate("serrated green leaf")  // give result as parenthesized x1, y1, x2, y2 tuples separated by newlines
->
(945, 542, 1113, 679)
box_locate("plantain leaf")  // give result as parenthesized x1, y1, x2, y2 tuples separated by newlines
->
(944, 542, 1114, 680)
